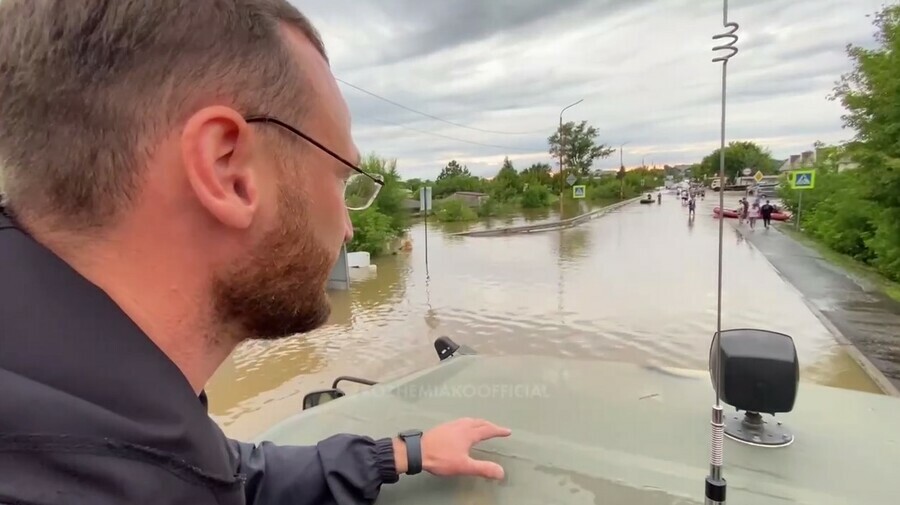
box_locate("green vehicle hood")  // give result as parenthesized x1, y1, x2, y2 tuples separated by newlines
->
(260, 355, 900, 504)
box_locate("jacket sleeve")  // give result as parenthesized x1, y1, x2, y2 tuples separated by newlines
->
(227, 434, 400, 505)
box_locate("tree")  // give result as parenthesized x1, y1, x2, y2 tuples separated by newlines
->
(436, 160, 471, 181)
(548, 120, 615, 176)
(828, 3, 900, 279)
(831, 3, 900, 208)
(489, 157, 522, 202)
(521, 163, 553, 187)
(697, 141, 776, 181)
(347, 153, 411, 256)
(405, 178, 425, 194)
(358, 154, 407, 235)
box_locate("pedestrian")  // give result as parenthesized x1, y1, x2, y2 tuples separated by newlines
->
(761, 199, 775, 229)
(688, 197, 696, 217)
(658, 192, 662, 205)
(0, 2, 510, 503)
(741, 198, 750, 224)
(749, 203, 760, 230)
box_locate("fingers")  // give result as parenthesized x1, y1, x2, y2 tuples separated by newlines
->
(472, 422, 512, 442)
(466, 457, 506, 480)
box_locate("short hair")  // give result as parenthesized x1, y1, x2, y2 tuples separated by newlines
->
(0, 0, 327, 231)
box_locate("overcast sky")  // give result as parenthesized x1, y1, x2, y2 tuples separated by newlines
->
(292, 0, 886, 179)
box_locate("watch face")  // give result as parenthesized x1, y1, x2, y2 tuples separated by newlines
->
(399, 429, 423, 438)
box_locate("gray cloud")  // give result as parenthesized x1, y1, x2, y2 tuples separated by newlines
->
(291, 0, 886, 178)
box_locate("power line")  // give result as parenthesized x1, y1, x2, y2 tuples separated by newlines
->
(337, 77, 547, 136)
(364, 116, 541, 153)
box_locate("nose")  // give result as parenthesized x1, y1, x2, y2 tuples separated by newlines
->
(343, 207, 354, 244)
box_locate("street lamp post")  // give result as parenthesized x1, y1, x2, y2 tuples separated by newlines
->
(619, 141, 630, 199)
(558, 99, 583, 218)
(619, 141, 630, 169)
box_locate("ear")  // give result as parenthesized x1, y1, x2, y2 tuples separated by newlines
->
(180, 106, 260, 230)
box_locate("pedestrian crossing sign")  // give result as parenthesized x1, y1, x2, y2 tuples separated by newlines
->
(790, 170, 815, 190)
(573, 185, 586, 199)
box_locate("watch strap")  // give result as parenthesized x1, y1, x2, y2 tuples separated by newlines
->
(398, 430, 423, 475)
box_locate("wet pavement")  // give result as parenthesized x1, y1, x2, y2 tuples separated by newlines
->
(729, 212, 900, 394)
(206, 190, 887, 439)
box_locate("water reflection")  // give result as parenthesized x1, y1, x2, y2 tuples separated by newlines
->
(522, 207, 551, 223)
(206, 195, 885, 439)
(430, 219, 473, 240)
(346, 254, 409, 312)
(803, 347, 882, 394)
(557, 227, 592, 263)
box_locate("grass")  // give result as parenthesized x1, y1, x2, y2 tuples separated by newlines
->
(778, 224, 900, 304)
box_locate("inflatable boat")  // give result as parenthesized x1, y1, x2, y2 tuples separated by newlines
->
(713, 207, 792, 221)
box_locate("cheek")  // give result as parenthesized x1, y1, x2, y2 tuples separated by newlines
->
(309, 176, 348, 240)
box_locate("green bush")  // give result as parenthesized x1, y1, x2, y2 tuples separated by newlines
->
(868, 208, 900, 281)
(475, 197, 517, 218)
(360, 154, 408, 235)
(589, 178, 622, 201)
(806, 194, 878, 262)
(779, 161, 900, 281)
(348, 207, 396, 256)
(435, 199, 478, 222)
(521, 184, 551, 208)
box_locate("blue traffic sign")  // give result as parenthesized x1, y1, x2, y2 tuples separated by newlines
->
(790, 170, 815, 190)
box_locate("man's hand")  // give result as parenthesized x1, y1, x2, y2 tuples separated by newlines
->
(394, 418, 511, 480)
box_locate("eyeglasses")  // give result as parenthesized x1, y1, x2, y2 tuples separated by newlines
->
(244, 115, 384, 211)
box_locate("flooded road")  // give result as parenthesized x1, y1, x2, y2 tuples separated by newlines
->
(206, 191, 882, 439)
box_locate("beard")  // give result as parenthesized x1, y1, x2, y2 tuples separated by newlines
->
(210, 186, 337, 342)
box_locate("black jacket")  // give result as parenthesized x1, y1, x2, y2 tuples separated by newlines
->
(0, 211, 399, 505)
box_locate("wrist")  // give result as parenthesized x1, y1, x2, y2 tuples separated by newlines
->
(392, 437, 408, 474)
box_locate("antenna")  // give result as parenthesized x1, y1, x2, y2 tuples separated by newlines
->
(707, 0, 739, 503)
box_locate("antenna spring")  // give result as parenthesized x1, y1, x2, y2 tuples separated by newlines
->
(712, 22, 740, 63)
(710, 405, 724, 469)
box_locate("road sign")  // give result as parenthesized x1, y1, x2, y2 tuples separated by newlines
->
(566, 174, 577, 187)
(419, 186, 433, 211)
(742, 168, 752, 176)
(753, 170, 764, 183)
(790, 170, 815, 190)
(572, 185, 586, 199)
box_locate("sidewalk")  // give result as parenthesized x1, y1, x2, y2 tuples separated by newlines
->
(733, 221, 900, 395)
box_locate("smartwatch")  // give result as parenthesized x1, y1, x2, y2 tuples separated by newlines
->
(397, 429, 423, 475)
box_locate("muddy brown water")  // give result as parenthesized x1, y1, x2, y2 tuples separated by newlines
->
(206, 192, 881, 439)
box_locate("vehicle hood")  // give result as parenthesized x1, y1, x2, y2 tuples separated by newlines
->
(260, 355, 900, 504)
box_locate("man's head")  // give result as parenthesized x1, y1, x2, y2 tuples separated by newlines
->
(0, 0, 356, 342)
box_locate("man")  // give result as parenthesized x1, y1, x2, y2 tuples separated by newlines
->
(0, 1, 510, 504)
(688, 197, 696, 217)
(761, 199, 775, 229)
